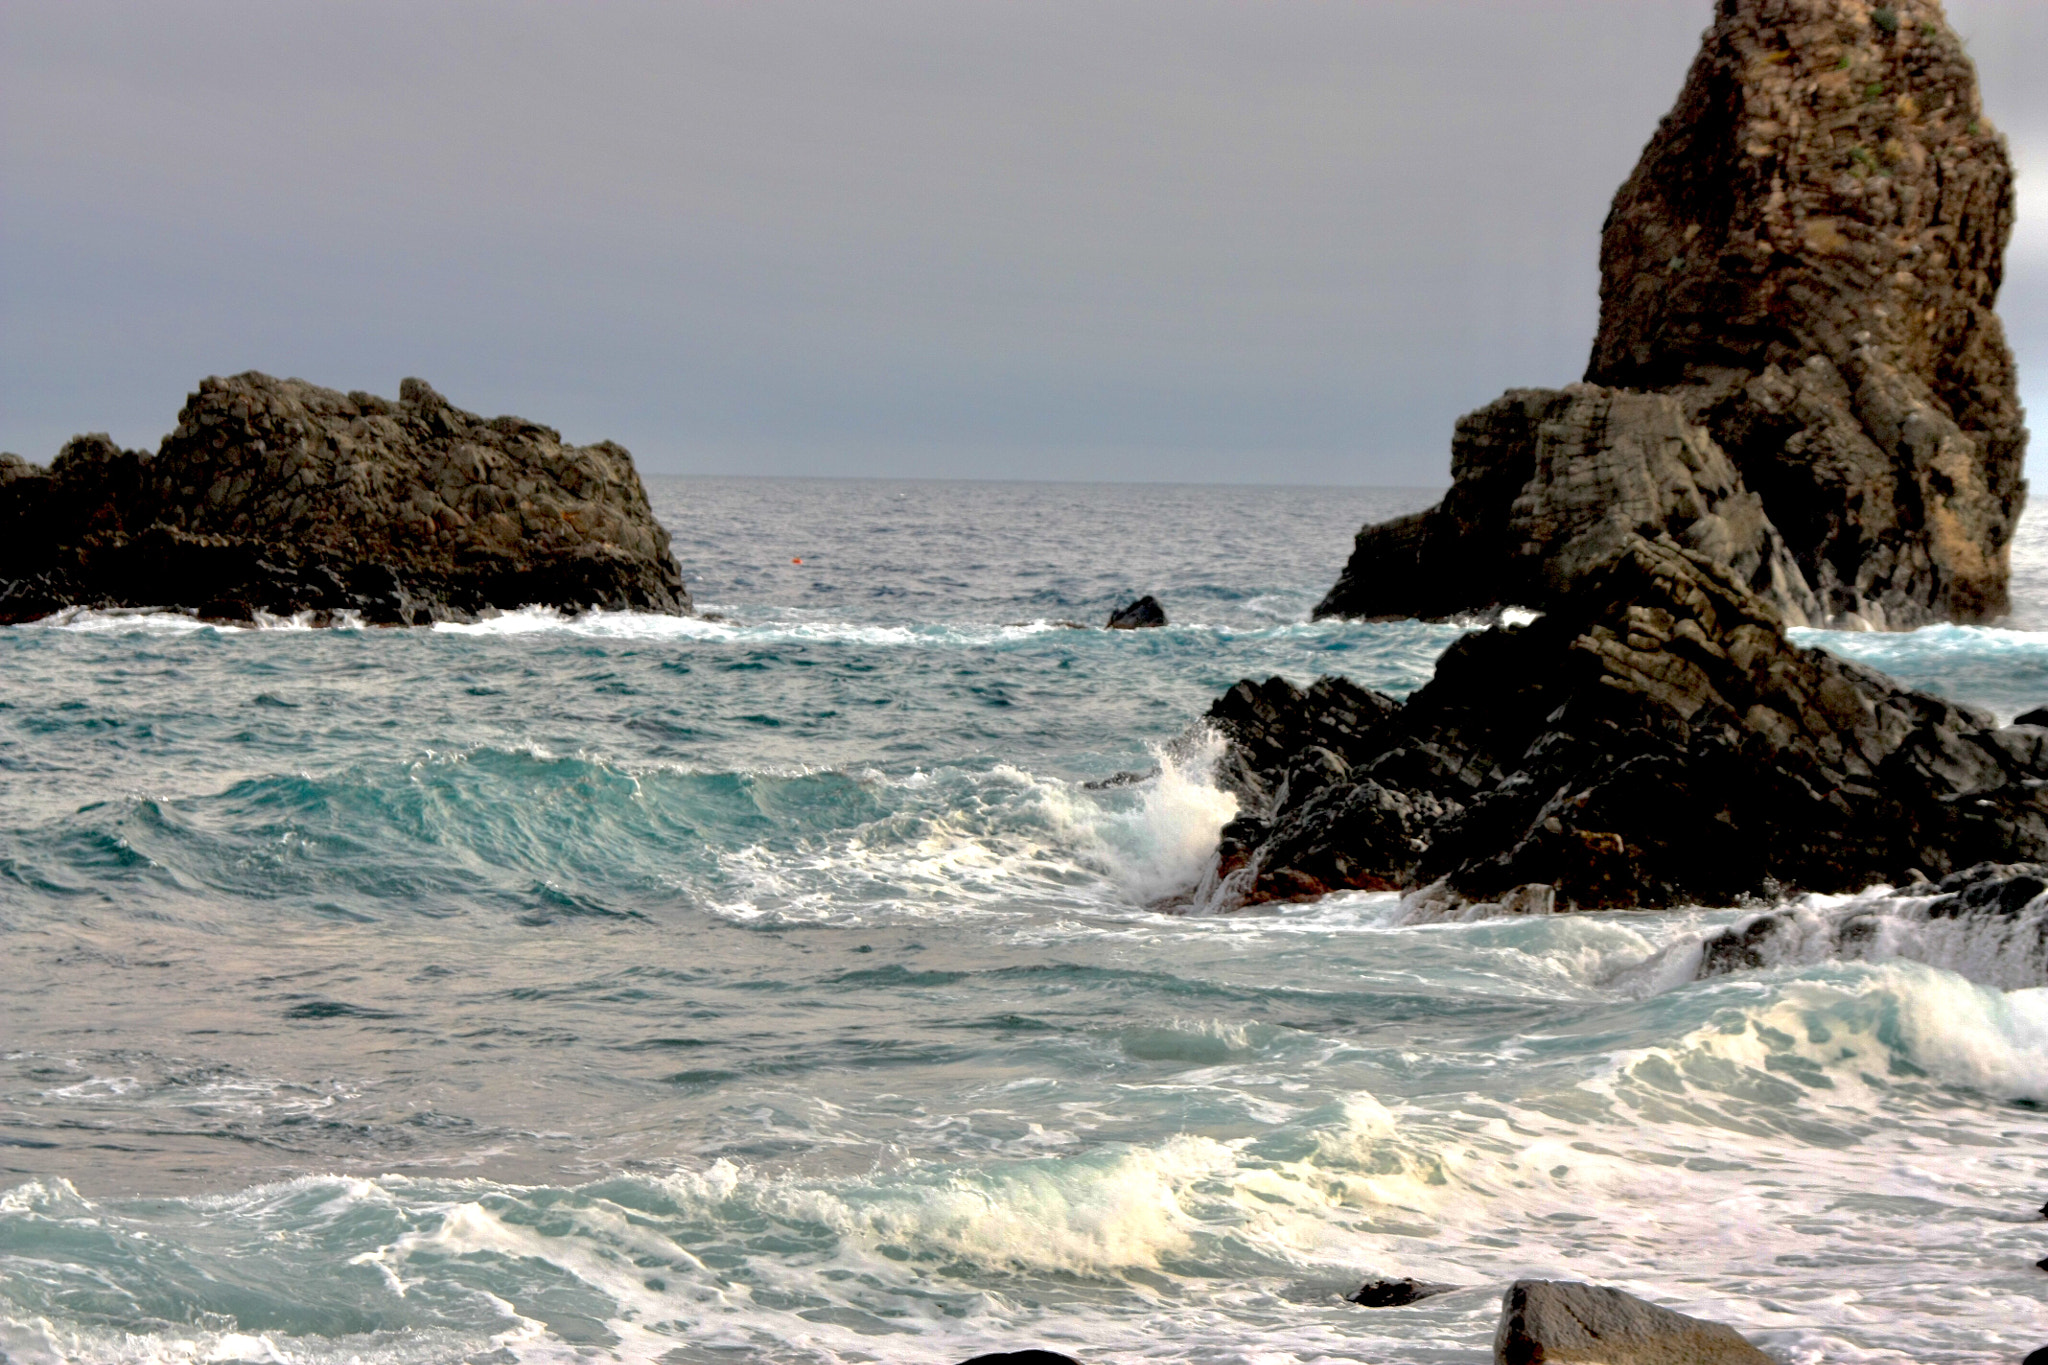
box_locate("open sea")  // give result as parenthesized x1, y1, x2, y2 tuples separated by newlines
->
(7, 476, 2048, 1365)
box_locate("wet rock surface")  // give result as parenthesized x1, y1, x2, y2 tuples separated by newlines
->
(1494, 1280, 1773, 1365)
(1319, 0, 2025, 630)
(0, 373, 688, 624)
(1208, 535, 2048, 911)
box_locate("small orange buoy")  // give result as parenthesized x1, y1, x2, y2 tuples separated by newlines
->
(792, 557, 802, 564)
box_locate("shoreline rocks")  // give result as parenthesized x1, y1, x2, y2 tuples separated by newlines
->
(1201, 533, 2048, 912)
(1318, 0, 2026, 631)
(0, 373, 688, 625)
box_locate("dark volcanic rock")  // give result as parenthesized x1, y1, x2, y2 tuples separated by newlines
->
(1494, 1280, 1772, 1365)
(1106, 595, 1167, 629)
(1208, 534, 2048, 912)
(1320, 0, 2025, 631)
(955, 1353, 1082, 1365)
(2018, 706, 2048, 727)
(1350, 1277, 1457, 1307)
(0, 373, 688, 625)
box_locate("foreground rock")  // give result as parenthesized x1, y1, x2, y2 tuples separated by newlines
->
(0, 373, 688, 624)
(1495, 1280, 1772, 1364)
(1204, 534, 2048, 912)
(1320, 0, 2025, 630)
(1106, 595, 1167, 629)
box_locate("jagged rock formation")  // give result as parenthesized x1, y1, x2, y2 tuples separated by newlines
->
(1204, 534, 2048, 912)
(1319, 0, 2025, 630)
(0, 373, 688, 624)
(1494, 1280, 1772, 1365)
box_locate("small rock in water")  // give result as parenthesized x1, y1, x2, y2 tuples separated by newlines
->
(1106, 595, 1166, 629)
(2024, 1346, 2048, 1365)
(1494, 1280, 1771, 1364)
(1082, 769, 1156, 790)
(2017, 705, 2048, 727)
(1351, 1276, 1456, 1307)
(956, 1352, 1083, 1365)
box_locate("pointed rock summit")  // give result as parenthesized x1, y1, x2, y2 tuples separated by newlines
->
(1319, 0, 2025, 630)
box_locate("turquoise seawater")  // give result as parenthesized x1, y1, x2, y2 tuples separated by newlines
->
(4, 479, 2048, 1364)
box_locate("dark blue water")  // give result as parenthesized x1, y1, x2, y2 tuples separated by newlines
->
(3, 478, 2047, 1364)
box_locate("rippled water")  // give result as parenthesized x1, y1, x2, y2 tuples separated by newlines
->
(5, 479, 2048, 1364)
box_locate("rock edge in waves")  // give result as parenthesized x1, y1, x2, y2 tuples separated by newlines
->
(1199, 533, 2048, 913)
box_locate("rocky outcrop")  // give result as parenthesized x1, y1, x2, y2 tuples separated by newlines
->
(1494, 1281, 1772, 1365)
(1205, 534, 2048, 912)
(1106, 595, 1167, 629)
(0, 373, 688, 625)
(1319, 0, 2025, 631)
(1317, 386, 1820, 625)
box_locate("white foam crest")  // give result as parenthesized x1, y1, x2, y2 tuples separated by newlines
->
(1610, 959, 2048, 1105)
(1047, 730, 1239, 905)
(699, 742, 1238, 925)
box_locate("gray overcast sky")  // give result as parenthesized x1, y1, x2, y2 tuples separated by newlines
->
(3, 1, 2042, 484)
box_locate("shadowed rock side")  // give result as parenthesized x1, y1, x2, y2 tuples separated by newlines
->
(1207, 534, 2048, 912)
(1319, 0, 2025, 630)
(0, 373, 688, 625)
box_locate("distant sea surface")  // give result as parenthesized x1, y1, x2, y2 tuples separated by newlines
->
(5, 477, 2048, 1364)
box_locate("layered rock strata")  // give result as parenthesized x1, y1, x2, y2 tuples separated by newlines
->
(1319, 0, 2025, 630)
(1204, 534, 2048, 912)
(0, 373, 688, 625)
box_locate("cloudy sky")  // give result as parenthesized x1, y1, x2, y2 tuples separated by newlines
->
(2, 0, 2042, 484)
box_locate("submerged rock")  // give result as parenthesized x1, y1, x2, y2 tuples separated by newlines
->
(1494, 1280, 1772, 1365)
(1203, 534, 2048, 912)
(1106, 595, 1167, 629)
(0, 373, 688, 624)
(1320, 0, 2026, 630)
(1351, 1276, 1457, 1307)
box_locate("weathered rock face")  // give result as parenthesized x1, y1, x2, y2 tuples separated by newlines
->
(1316, 385, 1820, 625)
(0, 373, 688, 624)
(1210, 535, 2048, 912)
(1319, 0, 2025, 631)
(1494, 1280, 1772, 1365)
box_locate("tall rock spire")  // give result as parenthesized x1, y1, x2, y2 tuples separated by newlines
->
(1316, 0, 2026, 630)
